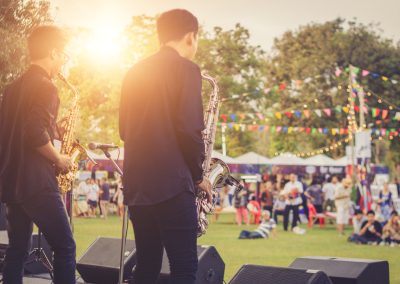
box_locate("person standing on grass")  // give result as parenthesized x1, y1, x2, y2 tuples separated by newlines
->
(87, 178, 99, 217)
(234, 180, 250, 226)
(335, 178, 352, 235)
(378, 182, 393, 223)
(322, 176, 338, 212)
(99, 177, 110, 219)
(281, 173, 303, 232)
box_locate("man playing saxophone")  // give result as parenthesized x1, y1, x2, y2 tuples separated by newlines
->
(0, 26, 76, 284)
(119, 9, 211, 284)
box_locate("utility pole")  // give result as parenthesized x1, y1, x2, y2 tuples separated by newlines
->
(221, 124, 227, 156)
(349, 65, 357, 185)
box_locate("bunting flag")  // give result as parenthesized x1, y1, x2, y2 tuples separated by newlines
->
(217, 122, 400, 139)
(323, 108, 332, 116)
(220, 106, 399, 123)
(336, 66, 399, 85)
(285, 112, 293, 119)
(381, 109, 389, 119)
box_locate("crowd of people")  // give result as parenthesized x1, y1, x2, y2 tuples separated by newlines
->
(71, 172, 400, 246)
(217, 173, 400, 244)
(73, 177, 124, 219)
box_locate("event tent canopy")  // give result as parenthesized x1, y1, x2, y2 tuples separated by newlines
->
(235, 151, 271, 164)
(268, 153, 307, 166)
(211, 150, 238, 164)
(304, 154, 337, 166)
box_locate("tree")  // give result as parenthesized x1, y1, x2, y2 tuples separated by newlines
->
(260, 19, 400, 161)
(0, 0, 52, 94)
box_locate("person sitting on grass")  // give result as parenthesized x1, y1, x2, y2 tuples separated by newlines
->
(381, 211, 400, 247)
(239, 210, 276, 239)
(354, 210, 383, 245)
(348, 209, 367, 243)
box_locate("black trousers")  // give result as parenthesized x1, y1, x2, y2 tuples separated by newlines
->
(129, 190, 198, 284)
(283, 204, 300, 231)
(3, 192, 76, 284)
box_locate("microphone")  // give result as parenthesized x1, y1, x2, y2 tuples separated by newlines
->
(88, 142, 119, 151)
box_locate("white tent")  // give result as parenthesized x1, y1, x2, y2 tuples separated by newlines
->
(304, 154, 337, 166)
(235, 151, 271, 164)
(269, 153, 307, 166)
(331, 156, 348, 167)
(211, 150, 238, 164)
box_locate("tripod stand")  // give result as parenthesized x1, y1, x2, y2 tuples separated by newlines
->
(25, 228, 54, 280)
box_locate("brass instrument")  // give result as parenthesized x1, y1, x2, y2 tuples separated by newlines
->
(196, 74, 243, 237)
(56, 74, 94, 193)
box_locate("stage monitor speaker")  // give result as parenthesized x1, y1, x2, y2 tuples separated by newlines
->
(289, 256, 389, 284)
(0, 231, 53, 274)
(228, 264, 332, 284)
(157, 245, 225, 284)
(76, 237, 136, 284)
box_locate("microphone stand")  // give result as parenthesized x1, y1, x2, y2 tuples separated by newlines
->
(99, 148, 128, 284)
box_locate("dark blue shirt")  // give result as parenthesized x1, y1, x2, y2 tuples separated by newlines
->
(101, 183, 110, 201)
(120, 47, 205, 206)
(0, 65, 60, 203)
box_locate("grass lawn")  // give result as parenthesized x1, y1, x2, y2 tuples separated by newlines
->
(72, 213, 400, 283)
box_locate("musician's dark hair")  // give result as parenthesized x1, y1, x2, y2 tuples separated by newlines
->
(157, 9, 198, 44)
(27, 25, 68, 60)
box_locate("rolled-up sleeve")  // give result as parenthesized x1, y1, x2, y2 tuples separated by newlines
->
(25, 84, 56, 148)
(176, 62, 205, 182)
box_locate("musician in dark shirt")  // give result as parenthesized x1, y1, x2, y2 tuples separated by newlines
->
(0, 26, 76, 284)
(119, 9, 211, 284)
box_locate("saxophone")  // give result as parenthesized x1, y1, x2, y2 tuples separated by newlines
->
(196, 74, 243, 237)
(56, 74, 93, 193)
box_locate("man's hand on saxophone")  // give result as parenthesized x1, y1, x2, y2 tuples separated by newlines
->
(55, 154, 74, 174)
(196, 177, 212, 203)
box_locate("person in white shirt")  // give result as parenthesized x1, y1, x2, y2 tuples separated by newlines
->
(322, 176, 338, 212)
(280, 173, 304, 231)
(335, 178, 352, 235)
(238, 210, 277, 239)
(87, 178, 99, 217)
(75, 178, 90, 217)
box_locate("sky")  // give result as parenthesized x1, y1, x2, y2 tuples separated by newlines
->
(50, 0, 400, 51)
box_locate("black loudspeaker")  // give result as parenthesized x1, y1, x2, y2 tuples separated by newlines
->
(76, 237, 136, 284)
(290, 256, 389, 284)
(229, 264, 332, 284)
(157, 245, 225, 284)
(0, 231, 53, 274)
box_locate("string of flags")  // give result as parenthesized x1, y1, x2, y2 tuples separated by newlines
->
(217, 122, 399, 137)
(274, 128, 399, 158)
(219, 64, 398, 102)
(219, 107, 400, 122)
(336, 66, 399, 85)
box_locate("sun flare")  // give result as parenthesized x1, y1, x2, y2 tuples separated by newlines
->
(72, 21, 127, 64)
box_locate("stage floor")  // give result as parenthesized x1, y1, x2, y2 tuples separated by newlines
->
(0, 274, 85, 283)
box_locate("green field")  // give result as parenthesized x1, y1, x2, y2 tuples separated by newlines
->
(72, 214, 400, 283)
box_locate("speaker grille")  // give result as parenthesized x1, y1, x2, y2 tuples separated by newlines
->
(229, 265, 331, 284)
